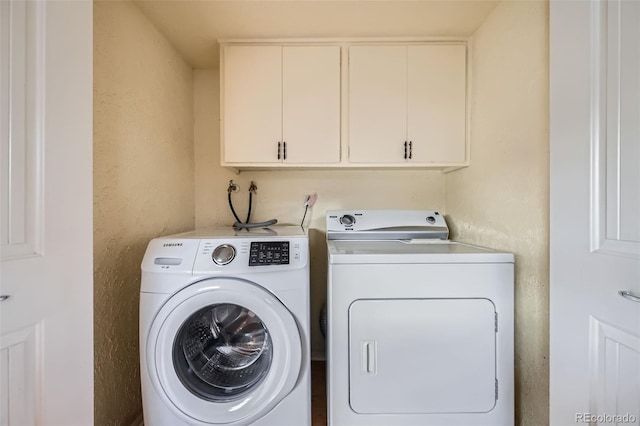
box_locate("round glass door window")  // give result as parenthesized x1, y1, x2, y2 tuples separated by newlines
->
(172, 303, 273, 402)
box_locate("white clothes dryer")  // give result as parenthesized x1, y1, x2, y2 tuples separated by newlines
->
(140, 226, 310, 426)
(326, 210, 514, 426)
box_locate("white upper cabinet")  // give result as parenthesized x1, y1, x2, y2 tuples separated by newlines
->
(282, 46, 341, 163)
(222, 44, 341, 165)
(348, 46, 408, 163)
(407, 45, 467, 163)
(348, 44, 467, 165)
(223, 45, 282, 164)
(221, 40, 468, 169)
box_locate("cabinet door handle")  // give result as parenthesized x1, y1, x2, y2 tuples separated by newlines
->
(619, 290, 640, 303)
(283, 141, 287, 160)
(404, 141, 408, 160)
(409, 141, 413, 159)
(277, 141, 281, 160)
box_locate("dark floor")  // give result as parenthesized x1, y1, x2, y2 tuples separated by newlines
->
(311, 361, 327, 426)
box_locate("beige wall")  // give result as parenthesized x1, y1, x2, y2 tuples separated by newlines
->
(445, 1, 549, 424)
(93, 1, 195, 423)
(194, 69, 446, 356)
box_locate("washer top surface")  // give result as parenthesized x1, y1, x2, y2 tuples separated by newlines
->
(164, 225, 307, 239)
(328, 240, 514, 264)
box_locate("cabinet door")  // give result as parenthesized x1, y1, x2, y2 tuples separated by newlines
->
(408, 45, 467, 163)
(282, 46, 341, 163)
(223, 45, 282, 163)
(348, 46, 407, 163)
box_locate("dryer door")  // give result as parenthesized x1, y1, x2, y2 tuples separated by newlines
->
(349, 298, 497, 414)
(147, 277, 302, 425)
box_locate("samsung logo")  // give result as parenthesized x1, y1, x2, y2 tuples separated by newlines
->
(163, 243, 183, 247)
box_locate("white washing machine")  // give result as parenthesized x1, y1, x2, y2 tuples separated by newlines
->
(140, 226, 310, 426)
(326, 210, 514, 426)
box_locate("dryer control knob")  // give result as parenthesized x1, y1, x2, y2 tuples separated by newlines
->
(212, 244, 236, 265)
(340, 214, 356, 226)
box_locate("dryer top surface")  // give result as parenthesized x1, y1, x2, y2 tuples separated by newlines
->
(327, 240, 514, 264)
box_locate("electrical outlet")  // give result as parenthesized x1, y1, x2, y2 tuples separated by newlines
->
(304, 193, 318, 207)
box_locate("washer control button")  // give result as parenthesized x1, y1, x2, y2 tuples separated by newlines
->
(426, 216, 436, 224)
(212, 244, 236, 265)
(340, 214, 356, 226)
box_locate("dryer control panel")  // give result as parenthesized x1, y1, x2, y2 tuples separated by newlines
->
(326, 210, 449, 240)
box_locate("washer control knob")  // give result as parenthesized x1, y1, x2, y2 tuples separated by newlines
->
(426, 216, 436, 224)
(340, 214, 356, 226)
(212, 244, 236, 265)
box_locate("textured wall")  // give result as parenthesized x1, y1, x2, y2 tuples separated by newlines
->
(194, 69, 446, 357)
(93, 1, 195, 424)
(445, 1, 549, 424)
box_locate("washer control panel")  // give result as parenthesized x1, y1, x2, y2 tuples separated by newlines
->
(192, 237, 307, 272)
(142, 230, 308, 278)
(249, 241, 289, 266)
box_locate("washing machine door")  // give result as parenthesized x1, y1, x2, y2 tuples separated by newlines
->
(147, 277, 302, 425)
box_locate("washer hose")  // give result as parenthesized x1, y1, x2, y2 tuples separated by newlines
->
(233, 219, 278, 229)
(228, 191, 243, 224)
(246, 191, 253, 224)
(227, 181, 277, 228)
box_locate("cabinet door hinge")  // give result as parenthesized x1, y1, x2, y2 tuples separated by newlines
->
(495, 312, 498, 332)
(495, 379, 499, 400)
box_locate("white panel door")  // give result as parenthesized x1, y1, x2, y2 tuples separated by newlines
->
(0, 0, 94, 424)
(550, 0, 640, 424)
(349, 298, 496, 414)
(408, 45, 467, 164)
(222, 45, 282, 163)
(348, 45, 407, 163)
(282, 46, 341, 164)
